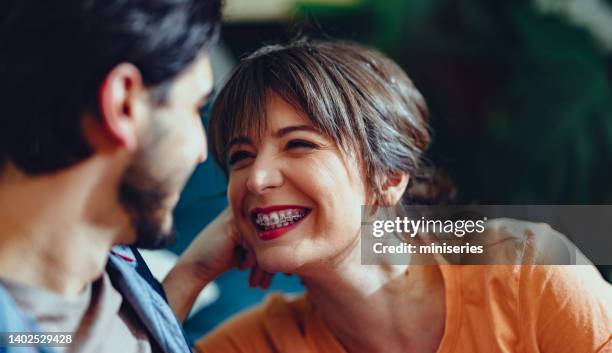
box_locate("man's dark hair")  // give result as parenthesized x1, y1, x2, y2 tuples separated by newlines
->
(0, 0, 222, 174)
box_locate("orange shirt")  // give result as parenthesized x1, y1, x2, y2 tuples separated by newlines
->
(197, 265, 612, 353)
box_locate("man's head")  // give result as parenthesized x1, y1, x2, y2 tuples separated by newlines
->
(0, 0, 221, 248)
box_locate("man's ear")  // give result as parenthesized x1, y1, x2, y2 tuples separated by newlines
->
(381, 172, 410, 206)
(97, 63, 145, 151)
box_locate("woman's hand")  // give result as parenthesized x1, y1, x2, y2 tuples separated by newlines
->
(180, 207, 242, 281)
(162, 207, 274, 321)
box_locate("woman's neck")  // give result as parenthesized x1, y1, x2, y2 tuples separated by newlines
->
(299, 240, 447, 353)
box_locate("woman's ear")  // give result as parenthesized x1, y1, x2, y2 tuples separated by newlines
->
(381, 172, 409, 206)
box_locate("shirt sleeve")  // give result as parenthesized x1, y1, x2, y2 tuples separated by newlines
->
(518, 265, 612, 353)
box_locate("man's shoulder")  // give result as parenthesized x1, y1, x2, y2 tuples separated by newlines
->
(107, 245, 193, 353)
(108, 245, 167, 300)
(0, 283, 55, 353)
(0, 283, 34, 331)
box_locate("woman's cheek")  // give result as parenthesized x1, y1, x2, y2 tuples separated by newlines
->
(227, 174, 246, 219)
(291, 154, 339, 190)
(228, 171, 260, 241)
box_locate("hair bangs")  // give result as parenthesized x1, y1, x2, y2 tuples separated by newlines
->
(209, 49, 343, 175)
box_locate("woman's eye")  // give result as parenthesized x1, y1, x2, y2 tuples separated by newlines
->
(228, 151, 253, 166)
(286, 139, 316, 150)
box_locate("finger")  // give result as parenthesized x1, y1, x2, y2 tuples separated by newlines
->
(240, 249, 257, 271)
(261, 272, 274, 289)
(248, 267, 256, 287)
(236, 247, 248, 270)
(256, 270, 268, 289)
(248, 266, 264, 288)
(236, 244, 252, 270)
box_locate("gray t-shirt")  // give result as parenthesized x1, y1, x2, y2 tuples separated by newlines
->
(1, 271, 160, 353)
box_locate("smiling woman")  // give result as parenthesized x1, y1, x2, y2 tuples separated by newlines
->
(208, 40, 430, 276)
(197, 40, 612, 353)
(224, 92, 372, 274)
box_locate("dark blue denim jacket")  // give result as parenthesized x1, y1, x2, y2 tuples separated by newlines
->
(0, 246, 192, 353)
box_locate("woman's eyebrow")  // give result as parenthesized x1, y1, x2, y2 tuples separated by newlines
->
(273, 125, 319, 138)
(227, 125, 319, 149)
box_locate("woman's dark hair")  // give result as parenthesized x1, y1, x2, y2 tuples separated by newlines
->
(0, 0, 222, 174)
(210, 39, 452, 205)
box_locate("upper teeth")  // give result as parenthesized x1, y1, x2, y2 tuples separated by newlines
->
(255, 209, 307, 228)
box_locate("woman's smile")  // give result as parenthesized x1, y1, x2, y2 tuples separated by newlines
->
(250, 205, 312, 240)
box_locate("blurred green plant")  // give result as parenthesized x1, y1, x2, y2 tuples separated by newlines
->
(295, 0, 612, 280)
(298, 0, 612, 204)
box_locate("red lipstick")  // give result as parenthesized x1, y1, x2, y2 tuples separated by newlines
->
(249, 205, 311, 241)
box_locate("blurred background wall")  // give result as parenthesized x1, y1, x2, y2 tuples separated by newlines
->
(164, 0, 612, 339)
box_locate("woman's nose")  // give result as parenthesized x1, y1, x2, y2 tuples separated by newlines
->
(246, 158, 283, 195)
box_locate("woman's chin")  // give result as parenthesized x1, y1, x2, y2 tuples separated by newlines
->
(255, 248, 305, 274)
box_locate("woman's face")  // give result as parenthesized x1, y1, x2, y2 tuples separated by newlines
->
(227, 93, 368, 274)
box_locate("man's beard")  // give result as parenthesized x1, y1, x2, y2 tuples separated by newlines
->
(118, 123, 179, 249)
(119, 175, 176, 249)
(119, 172, 178, 249)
